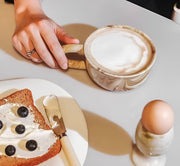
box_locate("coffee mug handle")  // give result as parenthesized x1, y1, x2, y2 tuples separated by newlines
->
(62, 44, 86, 70)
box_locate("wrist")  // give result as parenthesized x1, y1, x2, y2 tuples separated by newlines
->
(14, 0, 43, 16)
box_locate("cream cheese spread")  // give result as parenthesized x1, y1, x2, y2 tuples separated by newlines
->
(0, 103, 57, 158)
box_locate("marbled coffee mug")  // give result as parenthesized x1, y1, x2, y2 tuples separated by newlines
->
(63, 25, 156, 91)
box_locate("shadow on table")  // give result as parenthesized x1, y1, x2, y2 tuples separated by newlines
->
(0, 2, 19, 58)
(83, 110, 133, 156)
(62, 23, 101, 90)
(36, 96, 88, 143)
(0, 5, 101, 89)
(0, 2, 100, 89)
(0, 2, 38, 64)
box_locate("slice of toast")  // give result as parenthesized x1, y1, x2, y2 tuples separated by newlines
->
(0, 89, 61, 166)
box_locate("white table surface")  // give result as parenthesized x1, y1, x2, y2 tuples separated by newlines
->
(0, 0, 180, 165)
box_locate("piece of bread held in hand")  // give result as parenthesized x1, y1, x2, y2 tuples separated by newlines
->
(0, 89, 61, 166)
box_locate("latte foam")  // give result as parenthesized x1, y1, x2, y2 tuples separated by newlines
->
(85, 27, 153, 75)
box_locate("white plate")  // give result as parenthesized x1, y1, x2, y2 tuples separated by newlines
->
(0, 78, 88, 166)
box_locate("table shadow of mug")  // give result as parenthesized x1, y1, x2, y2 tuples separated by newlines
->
(0, 3, 105, 90)
(0, 5, 106, 91)
(0, 11, 101, 90)
(83, 110, 133, 156)
(62, 23, 101, 90)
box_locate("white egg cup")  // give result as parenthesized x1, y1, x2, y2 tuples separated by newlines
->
(132, 121, 174, 166)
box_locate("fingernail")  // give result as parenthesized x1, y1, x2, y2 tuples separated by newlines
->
(73, 38, 80, 44)
(61, 63, 68, 70)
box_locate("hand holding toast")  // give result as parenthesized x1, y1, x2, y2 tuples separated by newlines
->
(12, 0, 79, 69)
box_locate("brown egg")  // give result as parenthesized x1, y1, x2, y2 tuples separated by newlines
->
(141, 100, 174, 135)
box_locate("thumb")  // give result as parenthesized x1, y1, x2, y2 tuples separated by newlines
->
(55, 25, 79, 44)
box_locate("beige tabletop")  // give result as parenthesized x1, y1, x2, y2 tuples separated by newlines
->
(1, 0, 180, 165)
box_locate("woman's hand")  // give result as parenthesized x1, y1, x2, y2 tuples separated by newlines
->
(12, 0, 79, 69)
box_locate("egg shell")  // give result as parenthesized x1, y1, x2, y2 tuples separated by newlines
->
(141, 100, 174, 135)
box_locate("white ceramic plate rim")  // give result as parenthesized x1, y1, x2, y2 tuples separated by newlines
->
(0, 78, 88, 166)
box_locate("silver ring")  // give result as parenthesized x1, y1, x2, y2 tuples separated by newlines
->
(26, 48, 36, 57)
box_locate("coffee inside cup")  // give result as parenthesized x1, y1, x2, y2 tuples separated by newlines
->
(84, 25, 155, 76)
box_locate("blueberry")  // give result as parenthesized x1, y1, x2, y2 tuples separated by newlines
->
(15, 124, 25, 134)
(0, 120, 3, 129)
(5, 145, 16, 156)
(17, 106, 29, 117)
(26, 140, 37, 151)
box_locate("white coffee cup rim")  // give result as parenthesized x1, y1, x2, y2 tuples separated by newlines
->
(84, 25, 156, 78)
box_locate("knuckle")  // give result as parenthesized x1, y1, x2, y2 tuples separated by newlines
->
(19, 31, 27, 38)
(26, 23, 37, 32)
(59, 30, 68, 39)
(12, 34, 17, 43)
(37, 19, 48, 28)
(11, 34, 20, 49)
(61, 31, 67, 37)
(13, 30, 27, 39)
